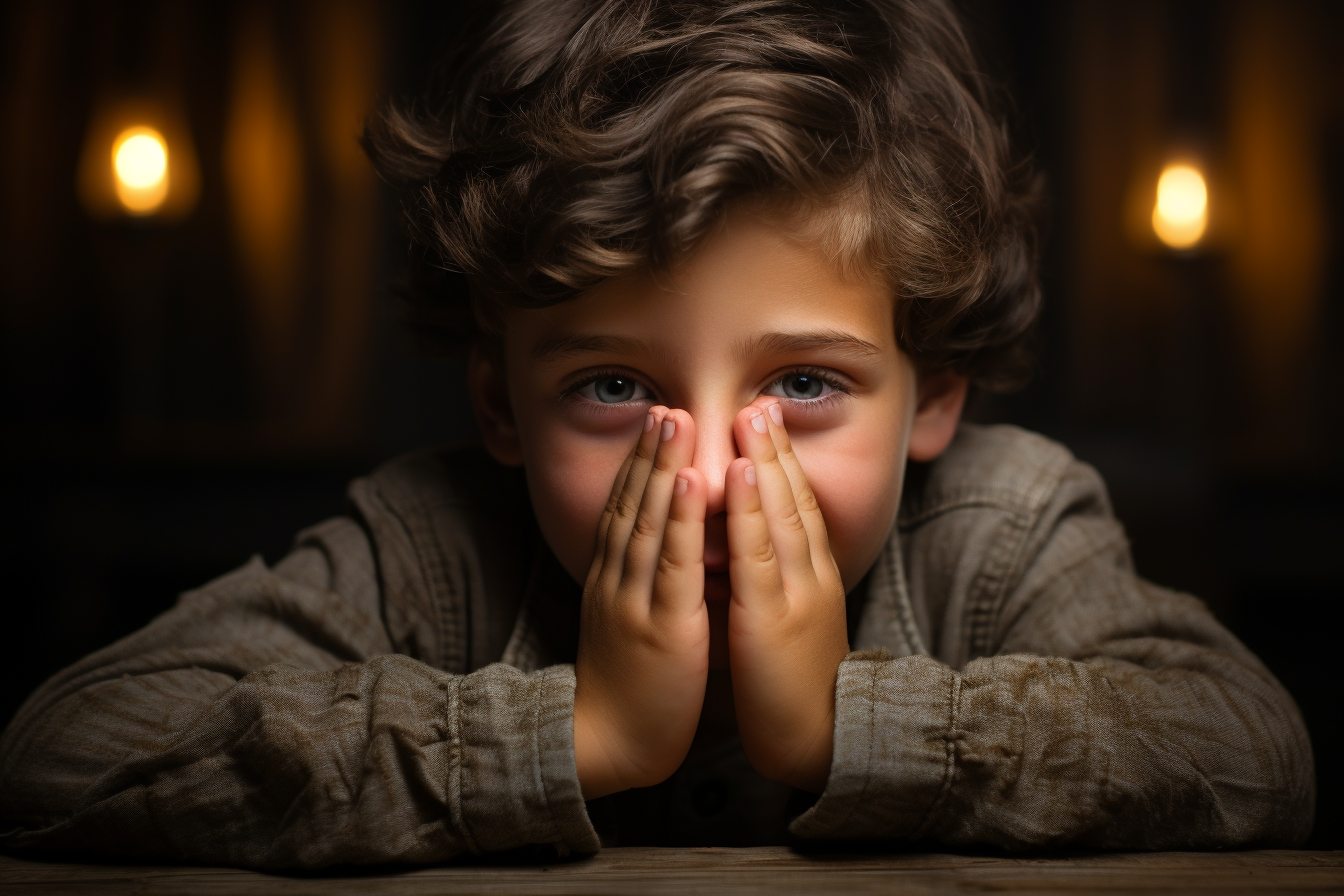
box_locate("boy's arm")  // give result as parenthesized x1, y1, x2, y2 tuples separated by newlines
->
(791, 458, 1314, 849)
(0, 516, 597, 869)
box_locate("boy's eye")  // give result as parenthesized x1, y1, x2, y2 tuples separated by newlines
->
(576, 375, 650, 404)
(764, 370, 845, 402)
(778, 373, 824, 400)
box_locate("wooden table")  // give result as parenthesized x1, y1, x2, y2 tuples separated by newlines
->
(3, 848, 1342, 894)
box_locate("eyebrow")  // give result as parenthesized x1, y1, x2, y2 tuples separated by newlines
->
(736, 330, 883, 362)
(530, 333, 658, 363)
(529, 329, 882, 364)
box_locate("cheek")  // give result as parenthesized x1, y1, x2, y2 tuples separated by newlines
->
(794, 425, 905, 592)
(522, 420, 633, 584)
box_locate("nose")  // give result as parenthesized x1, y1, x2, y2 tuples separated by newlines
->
(692, 407, 740, 518)
(691, 395, 777, 516)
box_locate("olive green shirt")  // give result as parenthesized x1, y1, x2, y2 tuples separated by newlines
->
(0, 425, 1314, 868)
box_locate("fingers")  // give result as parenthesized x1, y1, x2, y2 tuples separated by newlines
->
(752, 402, 834, 573)
(589, 436, 641, 588)
(597, 406, 670, 588)
(725, 455, 786, 609)
(730, 402, 819, 588)
(652, 464, 708, 621)
(622, 408, 698, 599)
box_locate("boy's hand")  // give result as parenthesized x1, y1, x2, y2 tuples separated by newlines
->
(573, 406, 710, 799)
(726, 400, 850, 792)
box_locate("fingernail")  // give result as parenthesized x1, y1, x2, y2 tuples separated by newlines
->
(767, 403, 783, 426)
(661, 418, 676, 441)
(750, 411, 767, 434)
(674, 476, 688, 496)
(645, 411, 656, 432)
(744, 464, 756, 486)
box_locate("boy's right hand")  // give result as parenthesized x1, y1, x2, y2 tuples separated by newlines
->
(573, 406, 709, 799)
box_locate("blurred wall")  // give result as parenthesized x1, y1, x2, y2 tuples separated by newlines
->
(0, 0, 479, 809)
(2, 0, 1340, 848)
(968, 0, 1343, 848)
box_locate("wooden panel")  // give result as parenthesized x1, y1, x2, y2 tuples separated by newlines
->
(2, 848, 1341, 895)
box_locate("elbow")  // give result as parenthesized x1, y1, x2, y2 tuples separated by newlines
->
(1133, 694, 1316, 848)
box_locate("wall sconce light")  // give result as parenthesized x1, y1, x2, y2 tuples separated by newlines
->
(77, 98, 200, 222)
(1152, 162, 1209, 250)
(1125, 145, 1233, 255)
(111, 126, 170, 215)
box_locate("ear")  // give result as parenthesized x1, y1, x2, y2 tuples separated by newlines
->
(468, 342, 524, 467)
(907, 370, 969, 462)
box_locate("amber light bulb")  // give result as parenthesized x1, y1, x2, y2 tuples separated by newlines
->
(1152, 163, 1209, 250)
(111, 126, 170, 215)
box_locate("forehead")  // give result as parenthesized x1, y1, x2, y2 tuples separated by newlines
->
(506, 208, 897, 364)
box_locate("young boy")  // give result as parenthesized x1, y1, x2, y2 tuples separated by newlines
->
(0, 0, 1312, 868)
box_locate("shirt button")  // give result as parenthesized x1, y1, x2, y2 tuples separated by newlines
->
(692, 780, 727, 816)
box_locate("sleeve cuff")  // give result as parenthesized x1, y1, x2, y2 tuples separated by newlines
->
(789, 652, 957, 841)
(454, 663, 600, 855)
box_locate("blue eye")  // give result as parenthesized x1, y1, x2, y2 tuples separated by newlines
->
(779, 373, 824, 400)
(594, 376, 637, 403)
(765, 369, 845, 402)
(575, 374, 650, 404)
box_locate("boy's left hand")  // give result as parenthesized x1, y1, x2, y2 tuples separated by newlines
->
(725, 399, 850, 793)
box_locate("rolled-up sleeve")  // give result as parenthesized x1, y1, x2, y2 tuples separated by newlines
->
(792, 458, 1314, 849)
(0, 518, 597, 868)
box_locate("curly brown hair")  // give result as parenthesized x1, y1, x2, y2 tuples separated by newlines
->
(364, 0, 1042, 390)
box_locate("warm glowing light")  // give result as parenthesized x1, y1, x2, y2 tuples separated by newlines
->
(1152, 163, 1208, 249)
(111, 126, 169, 214)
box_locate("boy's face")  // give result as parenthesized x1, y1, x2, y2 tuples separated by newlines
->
(472, 205, 965, 660)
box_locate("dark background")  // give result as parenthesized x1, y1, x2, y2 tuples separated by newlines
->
(1, 1, 1339, 848)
